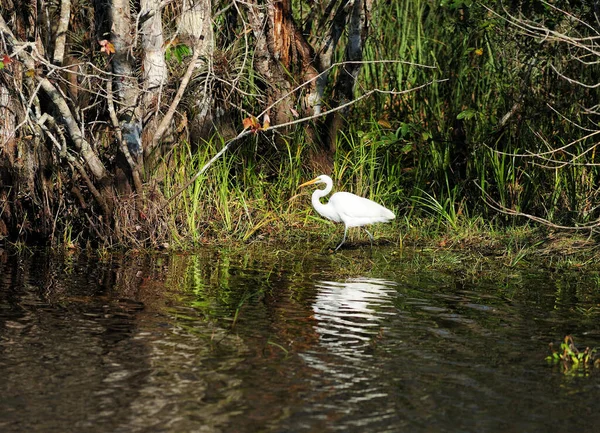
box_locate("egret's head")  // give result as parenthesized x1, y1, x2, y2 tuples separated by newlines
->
(299, 175, 329, 188)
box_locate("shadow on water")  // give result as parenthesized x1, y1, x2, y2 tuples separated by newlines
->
(1, 246, 600, 432)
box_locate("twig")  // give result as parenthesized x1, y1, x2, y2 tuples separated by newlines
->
(168, 129, 251, 203)
(475, 181, 600, 231)
(257, 59, 437, 121)
(168, 78, 446, 203)
(267, 79, 447, 131)
(147, 37, 203, 158)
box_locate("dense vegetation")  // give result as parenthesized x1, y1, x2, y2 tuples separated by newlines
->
(1, 0, 600, 249)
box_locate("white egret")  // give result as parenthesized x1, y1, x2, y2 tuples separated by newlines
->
(299, 175, 395, 251)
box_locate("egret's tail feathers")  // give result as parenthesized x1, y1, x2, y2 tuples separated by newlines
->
(383, 208, 395, 220)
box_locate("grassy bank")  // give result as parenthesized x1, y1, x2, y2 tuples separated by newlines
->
(98, 129, 599, 271)
(3, 2, 600, 254)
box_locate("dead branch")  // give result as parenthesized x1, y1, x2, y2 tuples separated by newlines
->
(476, 182, 600, 232)
(257, 59, 436, 121)
(52, 0, 71, 65)
(146, 37, 204, 160)
(168, 76, 447, 203)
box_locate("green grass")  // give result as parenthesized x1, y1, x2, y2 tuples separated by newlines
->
(8, 1, 600, 255)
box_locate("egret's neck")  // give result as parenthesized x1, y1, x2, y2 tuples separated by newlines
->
(311, 189, 327, 211)
(311, 184, 337, 221)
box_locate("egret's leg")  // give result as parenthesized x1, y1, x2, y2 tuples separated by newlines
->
(335, 226, 349, 251)
(364, 228, 374, 248)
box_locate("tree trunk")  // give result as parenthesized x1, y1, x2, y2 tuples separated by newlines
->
(138, 0, 168, 178)
(179, 0, 215, 137)
(111, 0, 143, 161)
(52, 0, 71, 66)
(247, 0, 318, 126)
(0, 81, 17, 238)
(141, 0, 168, 92)
(324, 0, 372, 153)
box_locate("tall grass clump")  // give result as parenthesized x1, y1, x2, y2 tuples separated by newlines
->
(153, 1, 600, 248)
(160, 127, 314, 247)
(357, 0, 600, 231)
(359, 0, 509, 226)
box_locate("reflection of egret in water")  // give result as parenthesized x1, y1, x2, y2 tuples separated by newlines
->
(311, 278, 397, 362)
(299, 278, 399, 424)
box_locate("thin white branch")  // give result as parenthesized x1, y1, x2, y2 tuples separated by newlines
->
(257, 59, 437, 120)
(168, 78, 447, 203)
(476, 181, 600, 231)
(147, 37, 203, 157)
(550, 64, 600, 89)
(52, 0, 71, 65)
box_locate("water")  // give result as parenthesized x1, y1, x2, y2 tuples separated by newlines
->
(1, 247, 600, 432)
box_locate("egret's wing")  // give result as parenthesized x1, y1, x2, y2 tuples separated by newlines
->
(329, 192, 395, 227)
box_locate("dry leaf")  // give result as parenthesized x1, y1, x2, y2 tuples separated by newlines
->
(243, 116, 261, 132)
(99, 40, 116, 55)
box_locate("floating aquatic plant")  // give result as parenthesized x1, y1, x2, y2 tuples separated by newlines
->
(546, 335, 600, 375)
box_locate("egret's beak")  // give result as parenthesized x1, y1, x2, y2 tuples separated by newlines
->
(298, 178, 319, 188)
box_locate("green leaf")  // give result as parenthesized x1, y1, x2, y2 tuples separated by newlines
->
(457, 108, 477, 120)
(399, 122, 411, 138)
(166, 44, 192, 64)
(401, 144, 413, 154)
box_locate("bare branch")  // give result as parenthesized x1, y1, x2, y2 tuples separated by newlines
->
(52, 0, 71, 65)
(257, 59, 436, 121)
(38, 78, 108, 180)
(268, 78, 446, 131)
(146, 37, 204, 160)
(550, 64, 600, 89)
(476, 181, 600, 232)
(168, 77, 446, 203)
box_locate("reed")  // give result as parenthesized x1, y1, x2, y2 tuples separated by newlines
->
(141, 1, 600, 250)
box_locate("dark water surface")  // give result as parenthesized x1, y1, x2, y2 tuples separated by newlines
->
(1, 247, 600, 432)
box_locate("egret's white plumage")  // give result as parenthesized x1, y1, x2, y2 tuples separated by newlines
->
(299, 175, 395, 251)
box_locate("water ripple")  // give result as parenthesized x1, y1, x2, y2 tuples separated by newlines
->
(291, 278, 401, 431)
(310, 278, 397, 358)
